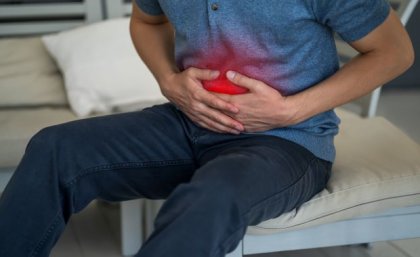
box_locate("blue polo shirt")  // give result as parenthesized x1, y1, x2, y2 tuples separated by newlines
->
(135, 0, 390, 162)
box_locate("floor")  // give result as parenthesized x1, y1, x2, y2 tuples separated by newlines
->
(47, 89, 420, 257)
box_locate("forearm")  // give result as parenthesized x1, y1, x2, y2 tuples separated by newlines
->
(289, 9, 414, 123)
(290, 48, 413, 123)
(129, 16, 178, 87)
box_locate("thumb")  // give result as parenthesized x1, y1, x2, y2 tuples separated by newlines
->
(226, 71, 259, 92)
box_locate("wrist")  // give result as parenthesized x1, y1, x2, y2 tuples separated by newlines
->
(280, 93, 307, 126)
(157, 69, 179, 93)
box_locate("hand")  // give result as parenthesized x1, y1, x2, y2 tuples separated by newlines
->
(159, 67, 245, 134)
(215, 71, 299, 132)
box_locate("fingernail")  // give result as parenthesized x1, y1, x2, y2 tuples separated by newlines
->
(226, 71, 236, 80)
(211, 71, 220, 77)
(231, 130, 240, 135)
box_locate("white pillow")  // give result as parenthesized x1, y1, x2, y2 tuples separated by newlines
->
(42, 18, 166, 117)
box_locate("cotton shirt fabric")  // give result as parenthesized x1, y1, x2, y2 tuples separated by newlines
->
(134, 0, 391, 162)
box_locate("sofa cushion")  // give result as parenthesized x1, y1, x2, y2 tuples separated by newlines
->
(42, 18, 165, 117)
(247, 109, 420, 234)
(0, 37, 68, 107)
(0, 108, 77, 167)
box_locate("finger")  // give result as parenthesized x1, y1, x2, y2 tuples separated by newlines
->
(187, 101, 242, 132)
(191, 117, 225, 134)
(189, 67, 220, 81)
(202, 93, 239, 114)
(201, 107, 244, 132)
(226, 70, 260, 92)
(187, 110, 237, 134)
(197, 114, 242, 134)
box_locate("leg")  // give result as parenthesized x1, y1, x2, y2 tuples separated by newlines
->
(0, 103, 198, 257)
(136, 135, 332, 257)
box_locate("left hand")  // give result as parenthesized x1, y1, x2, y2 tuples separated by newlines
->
(214, 71, 299, 132)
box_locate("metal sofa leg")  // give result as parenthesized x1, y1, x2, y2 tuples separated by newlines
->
(121, 199, 143, 256)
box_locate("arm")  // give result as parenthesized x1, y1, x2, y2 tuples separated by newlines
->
(129, 1, 243, 134)
(221, 9, 414, 132)
(290, 9, 414, 122)
(129, 1, 177, 86)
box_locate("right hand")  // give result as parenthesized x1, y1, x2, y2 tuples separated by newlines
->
(159, 67, 245, 134)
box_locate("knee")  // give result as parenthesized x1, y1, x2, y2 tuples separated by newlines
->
(26, 120, 91, 156)
(27, 125, 59, 152)
(27, 123, 71, 153)
(11, 125, 71, 191)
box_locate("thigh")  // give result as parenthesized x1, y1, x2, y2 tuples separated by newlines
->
(193, 135, 332, 225)
(22, 103, 198, 201)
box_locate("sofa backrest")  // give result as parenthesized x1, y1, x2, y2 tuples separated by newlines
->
(0, 0, 103, 37)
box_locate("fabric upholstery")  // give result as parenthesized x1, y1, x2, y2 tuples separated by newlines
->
(0, 108, 77, 167)
(0, 37, 67, 107)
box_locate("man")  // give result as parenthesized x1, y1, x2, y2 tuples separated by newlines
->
(0, 0, 413, 256)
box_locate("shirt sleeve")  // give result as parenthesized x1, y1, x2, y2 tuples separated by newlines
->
(311, 0, 391, 42)
(134, 0, 164, 16)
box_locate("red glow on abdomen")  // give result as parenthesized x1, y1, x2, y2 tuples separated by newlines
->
(193, 37, 270, 95)
(202, 74, 248, 95)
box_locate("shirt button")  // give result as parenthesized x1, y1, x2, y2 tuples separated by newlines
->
(211, 3, 219, 11)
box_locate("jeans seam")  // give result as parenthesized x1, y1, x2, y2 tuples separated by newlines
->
(63, 159, 194, 188)
(212, 157, 320, 256)
(30, 211, 61, 257)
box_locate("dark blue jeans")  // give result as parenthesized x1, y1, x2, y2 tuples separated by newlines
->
(0, 103, 331, 257)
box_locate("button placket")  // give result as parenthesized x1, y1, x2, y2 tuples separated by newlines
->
(208, 1, 219, 26)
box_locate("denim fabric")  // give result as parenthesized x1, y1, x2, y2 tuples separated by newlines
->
(0, 103, 331, 257)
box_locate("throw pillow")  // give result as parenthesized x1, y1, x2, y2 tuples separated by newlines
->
(42, 18, 165, 117)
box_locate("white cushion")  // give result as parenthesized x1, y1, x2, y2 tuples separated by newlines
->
(247, 109, 420, 234)
(42, 18, 166, 117)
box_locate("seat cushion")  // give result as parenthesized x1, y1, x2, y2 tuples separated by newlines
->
(0, 108, 78, 167)
(247, 109, 420, 235)
(0, 37, 68, 107)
